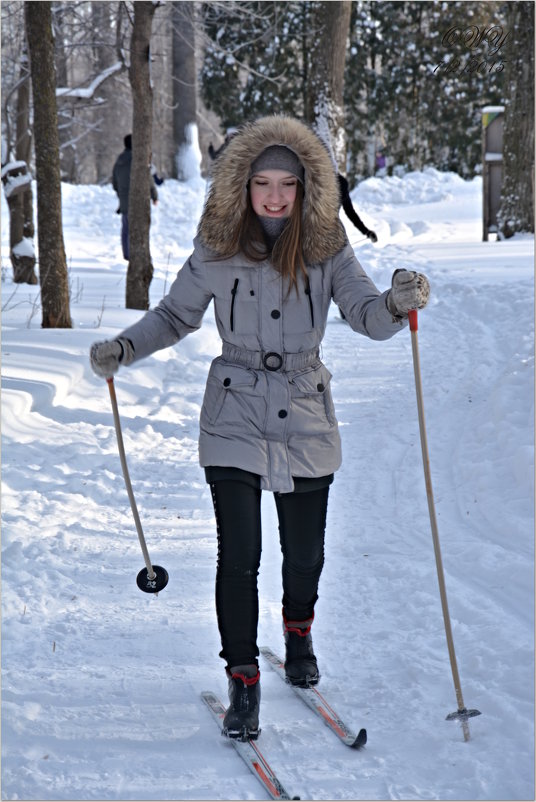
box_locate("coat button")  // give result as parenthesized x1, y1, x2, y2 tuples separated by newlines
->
(271, 309, 281, 319)
(223, 378, 231, 387)
(317, 383, 325, 392)
(278, 409, 287, 419)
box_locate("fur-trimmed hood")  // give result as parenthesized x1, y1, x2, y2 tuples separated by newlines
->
(198, 116, 347, 264)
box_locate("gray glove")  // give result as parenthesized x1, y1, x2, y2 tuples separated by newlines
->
(89, 337, 135, 378)
(387, 269, 430, 318)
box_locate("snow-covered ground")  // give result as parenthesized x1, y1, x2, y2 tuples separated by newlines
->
(1, 166, 534, 801)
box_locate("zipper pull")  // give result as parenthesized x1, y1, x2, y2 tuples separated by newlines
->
(230, 278, 239, 332)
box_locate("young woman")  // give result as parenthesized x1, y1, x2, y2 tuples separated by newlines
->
(90, 115, 430, 740)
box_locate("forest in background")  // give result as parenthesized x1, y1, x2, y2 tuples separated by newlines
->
(201, 0, 509, 180)
(1, 1, 516, 185)
(0, 0, 533, 322)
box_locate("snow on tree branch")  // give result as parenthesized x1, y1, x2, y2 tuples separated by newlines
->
(56, 62, 123, 100)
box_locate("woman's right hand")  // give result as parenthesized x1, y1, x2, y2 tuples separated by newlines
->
(89, 338, 134, 378)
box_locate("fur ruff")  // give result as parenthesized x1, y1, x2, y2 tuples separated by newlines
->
(198, 116, 347, 264)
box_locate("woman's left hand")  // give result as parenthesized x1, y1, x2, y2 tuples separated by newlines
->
(388, 269, 430, 317)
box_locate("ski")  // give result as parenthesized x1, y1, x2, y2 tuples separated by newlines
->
(260, 646, 367, 749)
(201, 691, 300, 801)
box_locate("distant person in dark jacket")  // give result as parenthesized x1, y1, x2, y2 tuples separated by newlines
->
(112, 134, 158, 260)
(337, 173, 378, 243)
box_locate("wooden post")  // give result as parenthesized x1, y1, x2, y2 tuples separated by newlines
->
(482, 106, 504, 242)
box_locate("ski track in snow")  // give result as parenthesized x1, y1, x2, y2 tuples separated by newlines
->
(1, 170, 534, 801)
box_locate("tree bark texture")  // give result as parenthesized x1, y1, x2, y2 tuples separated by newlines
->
(498, 1, 534, 238)
(126, 1, 156, 310)
(305, 0, 351, 172)
(25, 1, 72, 327)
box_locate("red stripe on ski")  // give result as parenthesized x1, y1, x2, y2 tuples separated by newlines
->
(316, 705, 348, 739)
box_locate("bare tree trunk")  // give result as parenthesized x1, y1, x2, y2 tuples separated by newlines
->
(498, 1, 534, 238)
(91, 0, 117, 184)
(53, 3, 78, 183)
(172, 1, 197, 180)
(126, 1, 156, 310)
(25, 1, 72, 328)
(1, 42, 38, 285)
(305, 1, 351, 172)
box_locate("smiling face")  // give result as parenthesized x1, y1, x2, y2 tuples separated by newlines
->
(249, 169, 298, 219)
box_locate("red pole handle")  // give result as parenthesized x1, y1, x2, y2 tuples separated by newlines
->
(408, 309, 418, 332)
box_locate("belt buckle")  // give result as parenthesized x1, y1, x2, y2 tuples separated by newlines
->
(263, 351, 283, 371)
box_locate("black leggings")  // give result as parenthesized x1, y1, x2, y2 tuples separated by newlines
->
(209, 474, 329, 668)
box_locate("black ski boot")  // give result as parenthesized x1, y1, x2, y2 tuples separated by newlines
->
(283, 614, 320, 687)
(222, 664, 261, 740)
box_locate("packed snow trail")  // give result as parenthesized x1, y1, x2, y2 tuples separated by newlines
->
(1, 171, 533, 800)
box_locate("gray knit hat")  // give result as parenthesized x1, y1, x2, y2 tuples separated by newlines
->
(250, 145, 305, 183)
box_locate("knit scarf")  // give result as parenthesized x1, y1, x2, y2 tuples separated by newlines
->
(259, 216, 288, 250)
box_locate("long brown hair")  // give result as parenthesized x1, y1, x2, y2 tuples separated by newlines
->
(223, 182, 307, 295)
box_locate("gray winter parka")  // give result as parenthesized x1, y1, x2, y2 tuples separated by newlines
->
(119, 116, 406, 493)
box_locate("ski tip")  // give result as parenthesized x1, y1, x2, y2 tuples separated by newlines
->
(352, 728, 367, 748)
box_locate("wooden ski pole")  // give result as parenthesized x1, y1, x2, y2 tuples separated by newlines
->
(107, 377, 168, 594)
(408, 310, 480, 741)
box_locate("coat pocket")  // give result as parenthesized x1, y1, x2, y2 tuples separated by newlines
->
(213, 275, 259, 337)
(288, 364, 336, 430)
(201, 360, 266, 430)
